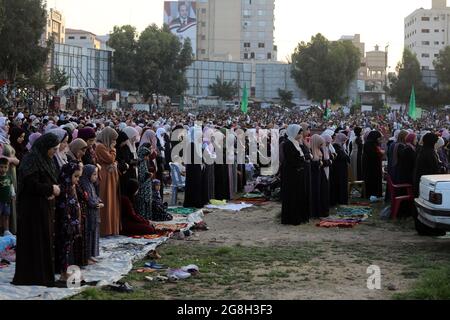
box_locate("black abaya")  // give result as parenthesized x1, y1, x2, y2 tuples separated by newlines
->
(281, 140, 310, 225)
(330, 144, 350, 206)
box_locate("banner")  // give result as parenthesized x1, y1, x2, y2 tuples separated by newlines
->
(164, 1, 197, 56)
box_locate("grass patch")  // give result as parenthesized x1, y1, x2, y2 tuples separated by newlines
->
(70, 243, 319, 300)
(394, 266, 450, 300)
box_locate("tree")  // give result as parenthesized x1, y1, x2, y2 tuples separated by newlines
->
(0, 0, 49, 82)
(278, 88, 294, 107)
(107, 25, 138, 91)
(135, 24, 193, 99)
(434, 46, 450, 86)
(50, 68, 69, 91)
(209, 76, 239, 100)
(290, 33, 361, 104)
(388, 49, 424, 104)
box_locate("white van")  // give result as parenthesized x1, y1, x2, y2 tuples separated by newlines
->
(415, 175, 450, 234)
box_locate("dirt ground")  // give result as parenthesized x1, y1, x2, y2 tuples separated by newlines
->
(164, 201, 450, 300)
(73, 199, 450, 300)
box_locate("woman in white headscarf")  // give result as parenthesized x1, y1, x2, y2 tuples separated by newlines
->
(310, 134, 329, 218)
(281, 124, 310, 225)
(47, 128, 69, 173)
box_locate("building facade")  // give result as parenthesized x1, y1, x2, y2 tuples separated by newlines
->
(52, 43, 112, 89)
(65, 29, 103, 50)
(195, 0, 277, 62)
(404, 0, 450, 70)
(185, 60, 252, 97)
(40, 8, 66, 46)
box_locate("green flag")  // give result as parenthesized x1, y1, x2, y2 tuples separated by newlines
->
(241, 83, 249, 114)
(409, 86, 417, 120)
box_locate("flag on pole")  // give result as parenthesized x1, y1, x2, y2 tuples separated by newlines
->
(241, 83, 249, 114)
(408, 86, 417, 120)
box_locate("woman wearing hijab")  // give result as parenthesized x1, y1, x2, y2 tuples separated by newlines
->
(392, 130, 409, 183)
(413, 133, 445, 236)
(66, 138, 88, 163)
(116, 130, 134, 192)
(79, 164, 103, 263)
(26, 132, 42, 151)
(13, 133, 61, 287)
(349, 127, 363, 181)
(310, 134, 329, 218)
(202, 126, 216, 205)
(281, 124, 310, 225)
(397, 133, 417, 184)
(136, 146, 156, 220)
(363, 131, 384, 199)
(77, 127, 97, 166)
(140, 129, 165, 200)
(184, 127, 204, 209)
(121, 179, 157, 236)
(435, 137, 448, 173)
(10, 127, 26, 162)
(213, 128, 231, 201)
(54, 162, 82, 280)
(48, 128, 69, 174)
(330, 133, 350, 206)
(95, 127, 121, 236)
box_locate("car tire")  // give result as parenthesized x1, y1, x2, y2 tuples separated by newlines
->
(415, 217, 446, 237)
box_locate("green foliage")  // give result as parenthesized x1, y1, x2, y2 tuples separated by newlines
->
(290, 33, 361, 103)
(107, 25, 138, 91)
(434, 46, 450, 86)
(388, 49, 424, 104)
(50, 68, 69, 91)
(0, 0, 49, 81)
(108, 24, 193, 98)
(209, 76, 239, 100)
(278, 88, 294, 107)
(394, 265, 450, 300)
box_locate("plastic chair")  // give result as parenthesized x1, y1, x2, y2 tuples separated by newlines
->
(386, 174, 414, 220)
(169, 163, 185, 206)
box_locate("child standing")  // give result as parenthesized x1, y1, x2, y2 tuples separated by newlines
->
(0, 158, 14, 236)
(79, 165, 103, 264)
(151, 179, 173, 222)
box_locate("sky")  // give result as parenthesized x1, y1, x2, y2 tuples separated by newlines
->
(51, 0, 437, 71)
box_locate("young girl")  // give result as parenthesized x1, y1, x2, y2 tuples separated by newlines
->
(151, 179, 173, 222)
(79, 164, 103, 264)
(55, 162, 83, 281)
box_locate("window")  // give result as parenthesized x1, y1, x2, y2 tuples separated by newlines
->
(243, 10, 251, 18)
(434, 54, 439, 58)
(435, 41, 440, 45)
(267, 53, 272, 60)
(435, 29, 440, 32)
(201, 22, 206, 27)
(258, 43, 265, 48)
(201, 35, 206, 40)
(422, 66, 430, 70)
(258, 10, 265, 16)
(244, 42, 251, 48)
(434, 16, 439, 21)
(80, 36, 87, 40)
(250, 52, 255, 59)
(244, 53, 249, 59)
(201, 49, 206, 54)
(421, 17, 430, 21)
(201, 8, 206, 14)
(421, 53, 430, 58)
(258, 21, 266, 27)
(68, 36, 75, 40)
(422, 41, 430, 45)
(421, 29, 430, 33)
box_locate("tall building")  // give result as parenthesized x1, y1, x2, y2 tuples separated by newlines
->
(168, 0, 277, 62)
(404, 0, 450, 70)
(65, 29, 102, 50)
(40, 8, 66, 46)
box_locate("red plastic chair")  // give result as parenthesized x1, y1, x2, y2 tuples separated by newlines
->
(386, 175, 414, 220)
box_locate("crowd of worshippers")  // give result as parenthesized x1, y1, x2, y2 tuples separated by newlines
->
(280, 124, 449, 226)
(0, 107, 447, 288)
